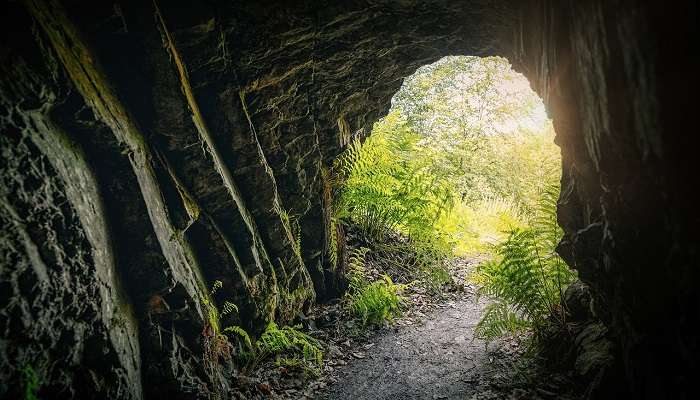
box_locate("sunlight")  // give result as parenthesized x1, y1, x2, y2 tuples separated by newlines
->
(380, 56, 562, 256)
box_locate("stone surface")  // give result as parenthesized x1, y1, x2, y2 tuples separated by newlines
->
(0, 0, 697, 398)
(564, 280, 593, 322)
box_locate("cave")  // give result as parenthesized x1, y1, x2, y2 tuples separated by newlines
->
(0, 1, 697, 399)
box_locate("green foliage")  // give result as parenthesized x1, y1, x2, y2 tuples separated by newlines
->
(333, 56, 567, 340)
(200, 283, 323, 380)
(22, 365, 39, 400)
(474, 301, 529, 340)
(335, 112, 455, 242)
(221, 301, 239, 317)
(393, 56, 555, 207)
(346, 247, 370, 292)
(334, 111, 455, 294)
(223, 325, 252, 349)
(202, 280, 223, 330)
(335, 57, 560, 259)
(200, 281, 251, 364)
(348, 276, 405, 326)
(328, 215, 339, 268)
(255, 321, 323, 373)
(474, 183, 576, 341)
(344, 247, 406, 325)
(322, 166, 342, 270)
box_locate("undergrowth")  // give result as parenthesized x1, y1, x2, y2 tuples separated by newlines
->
(200, 281, 323, 382)
(333, 113, 454, 245)
(329, 113, 455, 300)
(344, 247, 406, 326)
(474, 183, 576, 342)
(254, 321, 323, 376)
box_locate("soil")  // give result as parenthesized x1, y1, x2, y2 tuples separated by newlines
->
(318, 295, 510, 400)
(313, 266, 562, 400)
(234, 258, 580, 400)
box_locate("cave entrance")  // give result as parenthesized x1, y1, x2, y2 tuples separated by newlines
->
(335, 55, 575, 344)
(391, 56, 562, 257)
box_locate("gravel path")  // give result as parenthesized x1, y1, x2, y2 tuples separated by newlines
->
(317, 295, 513, 400)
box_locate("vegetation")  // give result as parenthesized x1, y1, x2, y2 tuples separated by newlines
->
(255, 321, 323, 376)
(473, 182, 576, 341)
(22, 365, 39, 400)
(202, 280, 252, 365)
(335, 56, 560, 259)
(201, 281, 323, 379)
(196, 56, 572, 389)
(333, 55, 573, 343)
(335, 112, 455, 243)
(343, 247, 406, 326)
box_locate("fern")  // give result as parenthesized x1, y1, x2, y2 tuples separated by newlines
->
(475, 301, 529, 340)
(346, 247, 370, 292)
(347, 275, 405, 325)
(221, 301, 239, 316)
(334, 113, 455, 243)
(255, 321, 323, 370)
(328, 215, 339, 268)
(343, 247, 406, 325)
(200, 281, 251, 366)
(223, 326, 252, 349)
(475, 182, 576, 341)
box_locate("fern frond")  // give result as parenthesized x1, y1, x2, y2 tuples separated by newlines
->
(256, 322, 323, 367)
(223, 325, 252, 349)
(221, 301, 239, 316)
(475, 301, 529, 340)
(475, 178, 576, 341)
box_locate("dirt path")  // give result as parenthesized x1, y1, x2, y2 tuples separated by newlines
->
(317, 294, 519, 400)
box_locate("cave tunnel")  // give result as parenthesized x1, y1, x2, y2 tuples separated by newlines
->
(0, 1, 697, 399)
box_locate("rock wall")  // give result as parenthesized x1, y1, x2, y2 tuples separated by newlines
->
(512, 1, 698, 398)
(0, 0, 696, 398)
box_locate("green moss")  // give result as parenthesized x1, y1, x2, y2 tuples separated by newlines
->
(21, 365, 39, 400)
(276, 284, 314, 324)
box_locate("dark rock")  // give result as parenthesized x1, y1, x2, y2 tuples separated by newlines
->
(574, 323, 614, 380)
(564, 280, 593, 322)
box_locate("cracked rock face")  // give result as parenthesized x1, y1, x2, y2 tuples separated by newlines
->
(0, 0, 696, 398)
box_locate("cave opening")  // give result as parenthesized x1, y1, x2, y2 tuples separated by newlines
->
(335, 54, 565, 272)
(327, 55, 577, 395)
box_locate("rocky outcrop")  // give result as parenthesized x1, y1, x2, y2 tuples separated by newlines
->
(512, 2, 698, 398)
(0, 0, 696, 398)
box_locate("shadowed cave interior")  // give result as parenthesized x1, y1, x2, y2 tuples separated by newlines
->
(0, 1, 697, 399)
